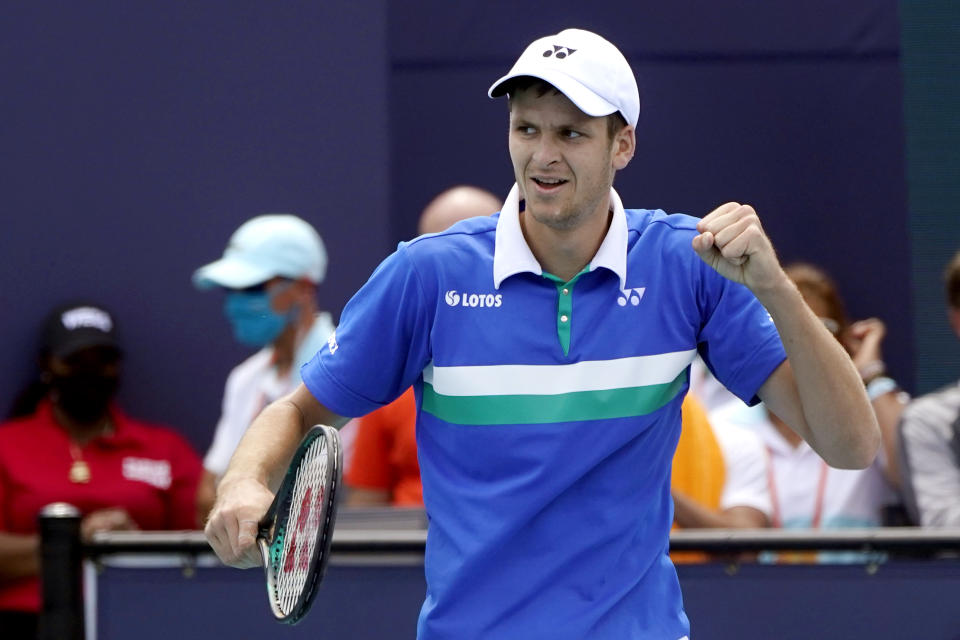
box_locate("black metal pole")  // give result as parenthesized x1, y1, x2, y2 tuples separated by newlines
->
(38, 502, 84, 640)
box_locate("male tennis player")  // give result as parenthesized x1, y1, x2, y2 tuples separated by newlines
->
(205, 28, 879, 639)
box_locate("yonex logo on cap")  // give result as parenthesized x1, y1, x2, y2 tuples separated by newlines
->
(617, 288, 646, 307)
(61, 307, 113, 333)
(543, 45, 576, 59)
(444, 290, 503, 309)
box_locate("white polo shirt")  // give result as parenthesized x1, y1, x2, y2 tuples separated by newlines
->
(713, 419, 773, 517)
(204, 313, 341, 475)
(710, 402, 895, 529)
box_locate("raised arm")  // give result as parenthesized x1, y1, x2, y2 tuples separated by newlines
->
(693, 203, 880, 469)
(204, 383, 347, 568)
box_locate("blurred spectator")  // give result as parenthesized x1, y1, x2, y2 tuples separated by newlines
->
(899, 250, 960, 526)
(415, 185, 505, 237)
(711, 263, 904, 536)
(671, 394, 771, 565)
(192, 214, 339, 523)
(347, 186, 502, 507)
(672, 394, 771, 530)
(688, 356, 740, 412)
(0, 302, 201, 639)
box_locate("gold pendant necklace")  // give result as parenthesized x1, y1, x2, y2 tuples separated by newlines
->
(69, 442, 91, 483)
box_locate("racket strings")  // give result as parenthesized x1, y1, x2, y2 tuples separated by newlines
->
(274, 437, 329, 614)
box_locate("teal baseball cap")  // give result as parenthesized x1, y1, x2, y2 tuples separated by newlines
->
(193, 214, 327, 290)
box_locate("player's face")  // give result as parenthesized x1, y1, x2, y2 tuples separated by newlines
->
(508, 88, 634, 232)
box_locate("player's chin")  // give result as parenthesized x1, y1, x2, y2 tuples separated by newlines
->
(528, 207, 579, 231)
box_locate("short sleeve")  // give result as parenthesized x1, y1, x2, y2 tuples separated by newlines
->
(301, 244, 433, 417)
(696, 265, 786, 405)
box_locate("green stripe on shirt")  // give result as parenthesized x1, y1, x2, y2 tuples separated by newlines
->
(422, 370, 688, 425)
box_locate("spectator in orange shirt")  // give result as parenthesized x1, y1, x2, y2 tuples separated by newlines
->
(346, 186, 502, 506)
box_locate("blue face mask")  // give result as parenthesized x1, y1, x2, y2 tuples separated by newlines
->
(223, 289, 292, 348)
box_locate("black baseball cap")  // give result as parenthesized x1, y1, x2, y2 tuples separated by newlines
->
(41, 302, 122, 359)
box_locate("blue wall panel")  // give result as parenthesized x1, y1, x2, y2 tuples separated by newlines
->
(1, 1, 914, 455)
(92, 559, 960, 639)
(1, 2, 390, 450)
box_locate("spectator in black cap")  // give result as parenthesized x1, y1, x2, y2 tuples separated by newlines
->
(0, 302, 202, 639)
(8, 302, 124, 423)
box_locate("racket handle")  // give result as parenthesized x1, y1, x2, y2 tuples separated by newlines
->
(257, 537, 270, 564)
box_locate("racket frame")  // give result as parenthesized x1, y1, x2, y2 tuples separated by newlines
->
(257, 424, 342, 624)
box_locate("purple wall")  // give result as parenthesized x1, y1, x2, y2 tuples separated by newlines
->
(1, 1, 911, 453)
(2, 3, 390, 451)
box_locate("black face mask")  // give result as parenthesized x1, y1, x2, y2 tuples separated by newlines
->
(50, 374, 119, 423)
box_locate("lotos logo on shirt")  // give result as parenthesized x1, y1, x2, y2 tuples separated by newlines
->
(122, 457, 172, 489)
(444, 290, 503, 309)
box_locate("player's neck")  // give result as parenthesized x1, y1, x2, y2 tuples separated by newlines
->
(521, 207, 612, 282)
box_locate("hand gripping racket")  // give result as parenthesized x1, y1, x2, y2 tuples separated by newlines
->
(257, 425, 342, 624)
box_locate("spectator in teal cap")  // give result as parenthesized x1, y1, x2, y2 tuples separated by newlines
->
(192, 214, 336, 525)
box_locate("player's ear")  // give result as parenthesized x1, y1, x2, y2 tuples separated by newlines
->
(949, 307, 960, 340)
(612, 125, 635, 171)
(293, 277, 319, 303)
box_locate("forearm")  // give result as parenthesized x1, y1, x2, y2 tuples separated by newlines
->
(219, 385, 347, 493)
(758, 280, 879, 469)
(672, 492, 767, 529)
(0, 532, 39, 581)
(205, 385, 347, 568)
(220, 399, 311, 493)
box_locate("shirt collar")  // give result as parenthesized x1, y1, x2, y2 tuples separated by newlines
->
(493, 183, 628, 290)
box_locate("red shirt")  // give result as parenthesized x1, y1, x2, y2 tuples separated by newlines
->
(346, 387, 423, 506)
(0, 400, 202, 612)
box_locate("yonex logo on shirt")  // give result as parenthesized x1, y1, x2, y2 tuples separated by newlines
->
(444, 290, 503, 309)
(617, 287, 646, 307)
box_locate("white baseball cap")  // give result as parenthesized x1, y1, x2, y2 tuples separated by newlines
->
(488, 28, 640, 128)
(193, 214, 327, 289)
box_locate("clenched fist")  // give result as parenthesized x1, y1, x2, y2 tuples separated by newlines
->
(692, 202, 788, 297)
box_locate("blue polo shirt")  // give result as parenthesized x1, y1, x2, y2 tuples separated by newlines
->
(302, 184, 785, 639)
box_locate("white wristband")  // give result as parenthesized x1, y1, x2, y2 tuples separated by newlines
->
(866, 376, 897, 400)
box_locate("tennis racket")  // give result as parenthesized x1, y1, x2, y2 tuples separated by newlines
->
(257, 424, 342, 624)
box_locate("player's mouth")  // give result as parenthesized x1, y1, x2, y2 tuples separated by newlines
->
(530, 176, 569, 193)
